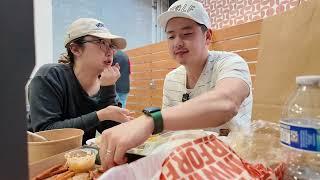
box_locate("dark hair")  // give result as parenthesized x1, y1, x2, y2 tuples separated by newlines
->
(196, 23, 208, 33)
(61, 36, 86, 65)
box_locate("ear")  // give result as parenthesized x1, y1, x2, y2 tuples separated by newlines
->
(69, 43, 83, 58)
(205, 29, 213, 46)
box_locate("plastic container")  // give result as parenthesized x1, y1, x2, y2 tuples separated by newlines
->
(28, 128, 84, 163)
(64, 148, 98, 173)
(229, 120, 284, 168)
(280, 75, 320, 179)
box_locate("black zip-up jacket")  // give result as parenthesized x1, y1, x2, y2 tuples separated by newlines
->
(28, 63, 119, 143)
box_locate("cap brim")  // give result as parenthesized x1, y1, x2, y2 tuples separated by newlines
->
(90, 32, 127, 49)
(158, 11, 199, 29)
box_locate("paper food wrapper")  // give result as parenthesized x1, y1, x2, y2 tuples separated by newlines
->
(160, 134, 285, 180)
(99, 130, 213, 180)
(99, 134, 284, 180)
(99, 150, 169, 180)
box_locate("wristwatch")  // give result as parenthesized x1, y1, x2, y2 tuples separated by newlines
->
(142, 107, 163, 134)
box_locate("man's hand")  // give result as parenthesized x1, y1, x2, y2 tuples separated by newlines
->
(100, 63, 121, 86)
(99, 115, 154, 170)
(97, 106, 134, 123)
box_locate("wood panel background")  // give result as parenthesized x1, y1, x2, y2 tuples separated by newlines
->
(125, 20, 262, 116)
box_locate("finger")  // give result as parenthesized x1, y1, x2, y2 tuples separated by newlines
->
(102, 68, 112, 77)
(109, 66, 117, 76)
(112, 64, 120, 72)
(114, 144, 128, 165)
(126, 116, 134, 121)
(98, 166, 105, 173)
(121, 115, 132, 122)
(124, 111, 135, 121)
(115, 64, 120, 71)
(101, 67, 111, 76)
(124, 111, 135, 118)
(105, 137, 117, 169)
(99, 132, 109, 171)
(105, 66, 112, 72)
(113, 66, 120, 77)
(120, 108, 130, 115)
(114, 63, 120, 70)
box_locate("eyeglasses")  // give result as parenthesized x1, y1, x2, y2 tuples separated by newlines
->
(81, 39, 117, 51)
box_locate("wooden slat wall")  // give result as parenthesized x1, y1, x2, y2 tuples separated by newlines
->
(126, 20, 262, 116)
(126, 42, 176, 116)
(211, 20, 262, 88)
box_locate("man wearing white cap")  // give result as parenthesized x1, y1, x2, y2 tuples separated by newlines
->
(28, 18, 134, 143)
(99, 0, 252, 170)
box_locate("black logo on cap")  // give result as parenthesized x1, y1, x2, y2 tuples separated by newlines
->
(169, 4, 195, 13)
(96, 23, 104, 28)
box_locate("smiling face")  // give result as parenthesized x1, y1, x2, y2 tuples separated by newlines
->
(69, 35, 116, 73)
(166, 18, 212, 67)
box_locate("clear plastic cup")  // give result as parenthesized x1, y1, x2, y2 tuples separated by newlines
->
(64, 148, 98, 173)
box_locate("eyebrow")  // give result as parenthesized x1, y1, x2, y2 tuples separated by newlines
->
(166, 25, 193, 34)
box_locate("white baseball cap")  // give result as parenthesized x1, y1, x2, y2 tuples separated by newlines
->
(158, 0, 211, 29)
(64, 18, 127, 49)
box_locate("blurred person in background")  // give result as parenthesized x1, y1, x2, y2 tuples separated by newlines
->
(113, 50, 131, 108)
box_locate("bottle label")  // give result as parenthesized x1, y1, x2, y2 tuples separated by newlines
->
(280, 118, 320, 152)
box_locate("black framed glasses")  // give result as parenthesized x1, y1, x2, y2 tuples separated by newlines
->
(81, 39, 117, 51)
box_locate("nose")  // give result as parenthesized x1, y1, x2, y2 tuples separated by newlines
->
(105, 45, 114, 52)
(103, 44, 115, 56)
(174, 36, 184, 49)
(105, 51, 113, 58)
(104, 48, 113, 57)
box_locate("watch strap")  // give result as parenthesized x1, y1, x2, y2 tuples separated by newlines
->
(150, 111, 163, 134)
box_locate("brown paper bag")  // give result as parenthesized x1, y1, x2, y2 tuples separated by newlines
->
(253, 0, 320, 122)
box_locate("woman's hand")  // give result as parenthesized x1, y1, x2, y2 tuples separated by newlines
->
(99, 63, 121, 86)
(97, 105, 134, 123)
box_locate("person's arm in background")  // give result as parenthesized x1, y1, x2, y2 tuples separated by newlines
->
(128, 58, 131, 75)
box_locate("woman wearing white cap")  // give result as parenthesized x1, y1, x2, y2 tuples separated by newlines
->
(28, 18, 133, 143)
(99, 0, 252, 170)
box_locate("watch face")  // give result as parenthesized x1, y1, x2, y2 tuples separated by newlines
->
(143, 107, 161, 113)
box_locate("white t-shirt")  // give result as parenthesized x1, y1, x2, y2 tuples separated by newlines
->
(162, 51, 253, 132)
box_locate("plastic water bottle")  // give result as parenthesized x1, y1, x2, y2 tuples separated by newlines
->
(280, 75, 320, 179)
